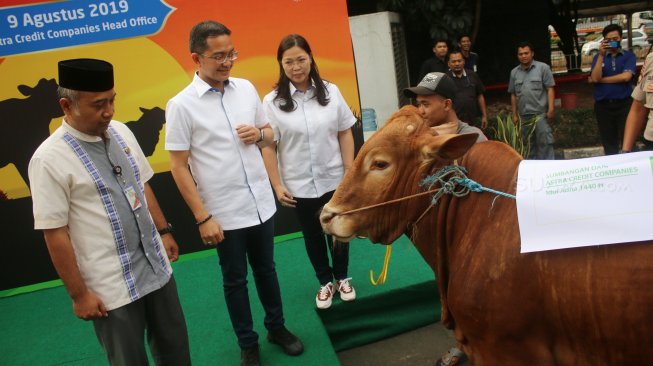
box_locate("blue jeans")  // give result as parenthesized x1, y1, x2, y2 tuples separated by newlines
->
(295, 191, 350, 286)
(216, 218, 284, 348)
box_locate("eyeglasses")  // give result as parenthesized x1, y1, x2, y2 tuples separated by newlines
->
(282, 57, 310, 68)
(199, 50, 239, 64)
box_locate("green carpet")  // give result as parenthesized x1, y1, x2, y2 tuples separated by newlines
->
(0, 235, 439, 365)
(319, 281, 440, 352)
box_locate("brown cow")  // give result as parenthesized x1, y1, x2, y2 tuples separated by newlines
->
(320, 105, 653, 365)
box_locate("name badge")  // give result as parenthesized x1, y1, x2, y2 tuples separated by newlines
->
(123, 185, 142, 211)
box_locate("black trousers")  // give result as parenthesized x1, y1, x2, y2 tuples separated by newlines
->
(594, 99, 631, 155)
(294, 191, 350, 286)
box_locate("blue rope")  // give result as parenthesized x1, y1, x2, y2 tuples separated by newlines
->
(420, 165, 516, 206)
(452, 177, 516, 199)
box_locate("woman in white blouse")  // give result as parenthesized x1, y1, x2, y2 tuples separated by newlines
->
(262, 34, 356, 310)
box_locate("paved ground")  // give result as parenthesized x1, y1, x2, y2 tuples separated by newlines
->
(337, 322, 458, 366)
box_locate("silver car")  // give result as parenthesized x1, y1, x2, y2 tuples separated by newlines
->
(581, 29, 650, 56)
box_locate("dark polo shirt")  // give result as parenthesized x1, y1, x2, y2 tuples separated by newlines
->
(419, 56, 448, 80)
(447, 69, 485, 125)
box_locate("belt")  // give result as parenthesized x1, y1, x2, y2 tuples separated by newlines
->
(597, 98, 630, 104)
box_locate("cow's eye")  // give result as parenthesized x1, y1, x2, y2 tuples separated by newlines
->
(371, 160, 389, 170)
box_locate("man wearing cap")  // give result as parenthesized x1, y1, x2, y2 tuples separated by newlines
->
(404, 72, 483, 366)
(508, 41, 556, 160)
(165, 21, 303, 366)
(28, 58, 191, 365)
(404, 72, 486, 141)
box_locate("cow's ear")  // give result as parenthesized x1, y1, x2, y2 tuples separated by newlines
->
(420, 133, 478, 160)
(139, 107, 148, 113)
(17, 84, 32, 96)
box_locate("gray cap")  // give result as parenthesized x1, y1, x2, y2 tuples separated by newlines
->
(404, 72, 456, 99)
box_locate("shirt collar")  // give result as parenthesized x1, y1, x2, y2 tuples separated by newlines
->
(61, 119, 109, 142)
(520, 61, 535, 71)
(450, 69, 467, 78)
(192, 72, 233, 97)
(289, 80, 316, 95)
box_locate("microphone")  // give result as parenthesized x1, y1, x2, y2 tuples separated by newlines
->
(112, 165, 122, 175)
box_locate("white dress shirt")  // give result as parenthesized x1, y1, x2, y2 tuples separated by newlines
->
(165, 74, 276, 230)
(263, 81, 356, 198)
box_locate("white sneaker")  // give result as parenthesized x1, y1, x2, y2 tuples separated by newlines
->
(336, 278, 356, 302)
(316, 282, 334, 309)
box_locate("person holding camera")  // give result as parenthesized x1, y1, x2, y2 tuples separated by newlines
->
(588, 23, 636, 155)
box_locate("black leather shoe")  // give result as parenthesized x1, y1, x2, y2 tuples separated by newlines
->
(240, 344, 260, 366)
(267, 326, 304, 356)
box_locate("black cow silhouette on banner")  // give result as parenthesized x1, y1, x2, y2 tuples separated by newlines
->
(0, 78, 62, 187)
(0, 77, 167, 194)
(125, 106, 166, 156)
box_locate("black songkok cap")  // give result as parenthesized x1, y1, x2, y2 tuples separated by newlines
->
(58, 58, 114, 92)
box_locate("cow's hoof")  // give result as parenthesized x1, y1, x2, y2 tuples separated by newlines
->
(435, 347, 468, 366)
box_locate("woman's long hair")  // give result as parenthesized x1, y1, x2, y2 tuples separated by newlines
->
(274, 34, 330, 112)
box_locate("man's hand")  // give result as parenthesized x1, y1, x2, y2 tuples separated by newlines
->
(73, 290, 108, 320)
(199, 217, 224, 245)
(546, 109, 555, 121)
(512, 113, 519, 125)
(160, 234, 180, 262)
(481, 116, 488, 129)
(274, 185, 297, 208)
(598, 40, 609, 56)
(236, 124, 261, 145)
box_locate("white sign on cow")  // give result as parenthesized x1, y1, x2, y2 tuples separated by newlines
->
(517, 151, 653, 253)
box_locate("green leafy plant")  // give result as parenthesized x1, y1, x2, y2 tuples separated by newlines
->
(493, 114, 536, 158)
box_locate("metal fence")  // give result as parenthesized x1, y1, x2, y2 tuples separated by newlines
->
(551, 47, 651, 73)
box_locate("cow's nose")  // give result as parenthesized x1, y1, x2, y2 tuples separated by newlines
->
(319, 207, 336, 225)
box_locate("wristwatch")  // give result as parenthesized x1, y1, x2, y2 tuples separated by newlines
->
(158, 223, 174, 236)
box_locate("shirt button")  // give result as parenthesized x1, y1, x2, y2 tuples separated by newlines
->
(136, 214, 139, 218)
(141, 234, 145, 238)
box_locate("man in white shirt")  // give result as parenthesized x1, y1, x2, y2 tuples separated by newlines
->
(165, 20, 303, 366)
(29, 58, 190, 365)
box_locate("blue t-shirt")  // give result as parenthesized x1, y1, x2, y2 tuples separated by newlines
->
(591, 49, 636, 101)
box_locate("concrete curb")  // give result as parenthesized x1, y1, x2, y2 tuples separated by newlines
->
(556, 146, 604, 159)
